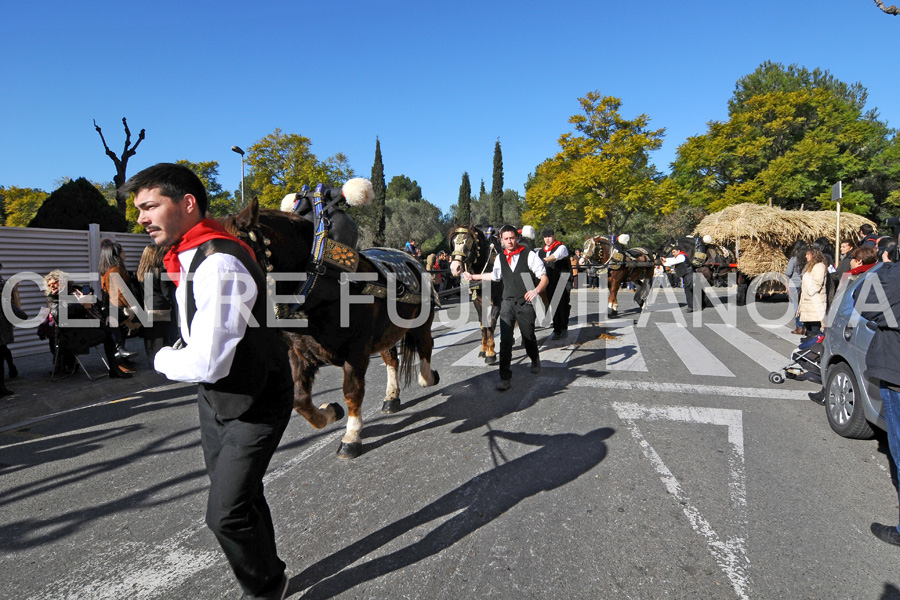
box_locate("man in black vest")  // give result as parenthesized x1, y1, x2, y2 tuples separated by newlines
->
(125, 163, 292, 600)
(539, 228, 571, 339)
(463, 225, 548, 391)
(663, 246, 699, 312)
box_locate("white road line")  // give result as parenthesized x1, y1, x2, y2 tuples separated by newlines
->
(572, 377, 808, 400)
(599, 319, 647, 372)
(538, 322, 592, 367)
(706, 323, 787, 374)
(431, 322, 481, 356)
(612, 402, 749, 600)
(656, 322, 734, 377)
(759, 323, 802, 345)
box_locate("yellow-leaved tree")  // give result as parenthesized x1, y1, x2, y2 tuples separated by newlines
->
(524, 92, 677, 237)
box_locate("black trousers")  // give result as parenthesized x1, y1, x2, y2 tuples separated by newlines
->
(683, 271, 698, 311)
(547, 275, 571, 333)
(198, 379, 292, 597)
(499, 297, 540, 381)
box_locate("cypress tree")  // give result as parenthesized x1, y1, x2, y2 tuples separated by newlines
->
(480, 179, 486, 199)
(491, 139, 504, 224)
(458, 172, 472, 226)
(370, 137, 387, 246)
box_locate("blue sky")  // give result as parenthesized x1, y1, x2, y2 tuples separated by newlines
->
(1, 1, 897, 215)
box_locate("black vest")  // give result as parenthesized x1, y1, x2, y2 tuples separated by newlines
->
(185, 239, 289, 419)
(538, 244, 569, 283)
(499, 249, 537, 299)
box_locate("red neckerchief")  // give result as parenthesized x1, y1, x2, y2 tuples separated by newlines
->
(503, 244, 525, 265)
(163, 218, 256, 286)
(849, 262, 875, 276)
(543, 240, 562, 254)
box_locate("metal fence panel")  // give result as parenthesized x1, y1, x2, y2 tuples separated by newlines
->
(0, 225, 152, 358)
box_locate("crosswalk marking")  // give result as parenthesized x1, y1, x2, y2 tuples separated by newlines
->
(599, 319, 647, 372)
(760, 323, 802, 345)
(431, 323, 481, 356)
(706, 323, 787, 374)
(538, 322, 591, 367)
(573, 378, 808, 400)
(656, 322, 734, 377)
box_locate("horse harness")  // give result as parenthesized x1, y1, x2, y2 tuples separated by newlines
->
(239, 186, 431, 320)
(451, 227, 496, 300)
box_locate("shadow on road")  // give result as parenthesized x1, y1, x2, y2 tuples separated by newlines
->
(291, 425, 614, 598)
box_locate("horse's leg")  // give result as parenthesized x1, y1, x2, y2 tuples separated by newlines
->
(474, 297, 487, 358)
(289, 345, 344, 429)
(381, 346, 401, 414)
(336, 355, 370, 460)
(484, 303, 500, 364)
(416, 320, 440, 387)
(608, 274, 620, 316)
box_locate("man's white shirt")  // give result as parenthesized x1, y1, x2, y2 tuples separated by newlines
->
(490, 249, 547, 281)
(154, 249, 258, 384)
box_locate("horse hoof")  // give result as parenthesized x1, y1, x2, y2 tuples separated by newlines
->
(381, 398, 401, 413)
(329, 402, 345, 422)
(431, 370, 440, 385)
(484, 355, 497, 365)
(336, 441, 362, 459)
(478, 351, 485, 358)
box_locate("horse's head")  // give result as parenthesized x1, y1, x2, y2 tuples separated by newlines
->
(447, 225, 485, 277)
(219, 198, 315, 282)
(583, 235, 608, 263)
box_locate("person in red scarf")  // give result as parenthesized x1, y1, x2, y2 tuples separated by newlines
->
(463, 225, 548, 391)
(123, 163, 291, 600)
(539, 228, 571, 340)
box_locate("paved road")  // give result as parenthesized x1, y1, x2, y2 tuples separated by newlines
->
(1, 288, 899, 599)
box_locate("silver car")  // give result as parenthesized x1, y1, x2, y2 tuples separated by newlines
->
(820, 263, 887, 438)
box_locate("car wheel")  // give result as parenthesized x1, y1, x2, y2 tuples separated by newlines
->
(769, 372, 785, 384)
(825, 362, 875, 439)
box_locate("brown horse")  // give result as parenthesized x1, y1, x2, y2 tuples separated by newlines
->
(582, 236, 655, 315)
(663, 237, 750, 305)
(220, 199, 440, 459)
(447, 225, 503, 364)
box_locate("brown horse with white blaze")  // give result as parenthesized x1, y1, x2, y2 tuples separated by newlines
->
(220, 196, 440, 459)
(447, 225, 503, 364)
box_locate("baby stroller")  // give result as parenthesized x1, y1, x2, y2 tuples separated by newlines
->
(768, 332, 825, 384)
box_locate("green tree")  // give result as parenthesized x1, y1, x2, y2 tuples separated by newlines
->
(243, 129, 354, 209)
(370, 137, 387, 246)
(29, 178, 126, 231)
(457, 172, 472, 225)
(1, 186, 48, 227)
(176, 159, 237, 217)
(383, 197, 447, 253)
(525, 91, 668, 236)
(673, 64, 892, 215)
(491, 140, 504, 224)
(386, 175, 423, 203)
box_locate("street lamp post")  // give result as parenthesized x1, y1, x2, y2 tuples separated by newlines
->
(231, 145, 245, 206)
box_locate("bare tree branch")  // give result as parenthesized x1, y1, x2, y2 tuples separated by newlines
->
(93, 118, 146, 215)
(875, 0, 900, 15)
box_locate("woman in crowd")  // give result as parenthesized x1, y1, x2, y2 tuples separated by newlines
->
(785, 240, 808, 335)
(0, 262, 23, 387)
(98, 241, 138, 363)
(43, 270, 132, 378)
(797, 246, 828, 337)
(136, 245, 175, 368)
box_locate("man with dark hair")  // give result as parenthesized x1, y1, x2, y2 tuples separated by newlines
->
(463, 225, 548, 391)
(539, 228, 571, 339)
(860, 223, 879, 247)
(125, 163, 292, 600)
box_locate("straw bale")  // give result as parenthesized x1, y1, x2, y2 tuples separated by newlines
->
(733, 238, 787, 278)
(692, 203, 876, 249)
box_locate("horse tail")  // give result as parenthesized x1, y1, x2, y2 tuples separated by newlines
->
(399, 329, 421, 388)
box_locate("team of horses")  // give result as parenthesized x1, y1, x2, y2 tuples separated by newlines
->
(219, 185, 748, 459)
